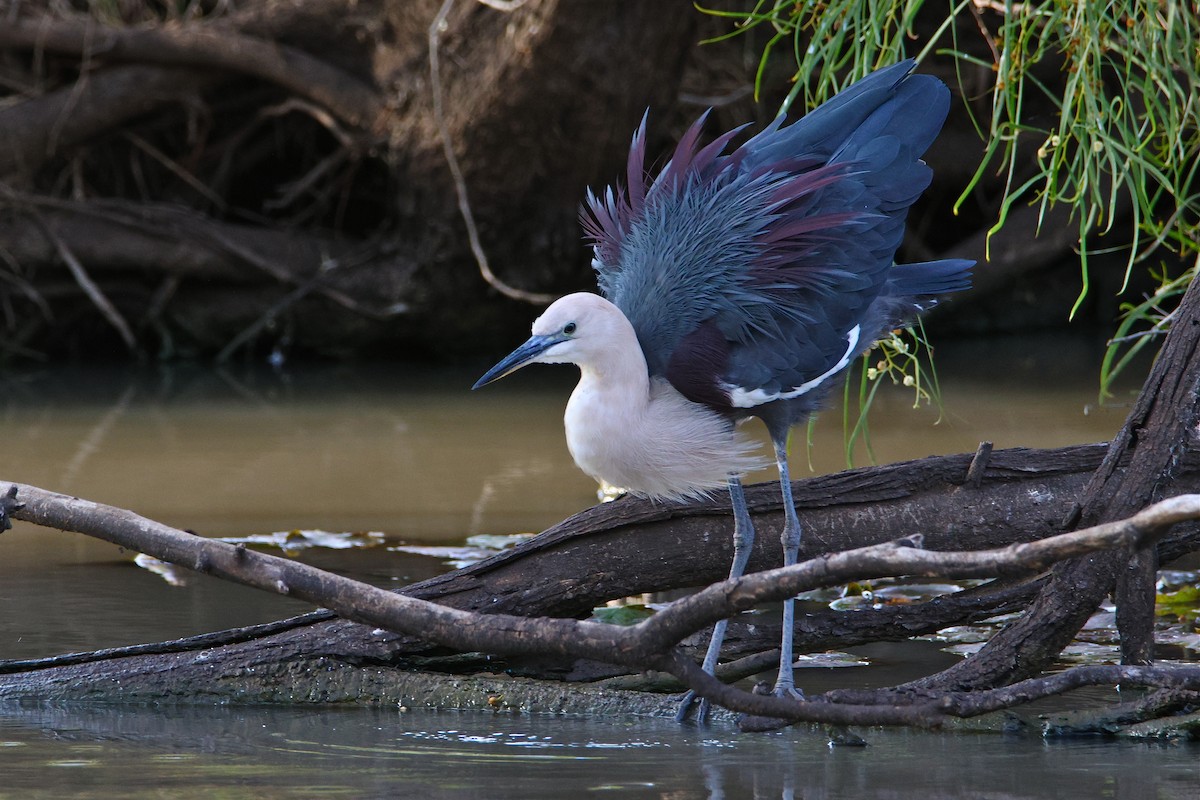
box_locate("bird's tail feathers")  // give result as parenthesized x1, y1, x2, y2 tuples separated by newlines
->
(887, 259, 974, 298)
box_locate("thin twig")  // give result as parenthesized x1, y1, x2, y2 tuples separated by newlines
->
(215, 269, 322, 362)
(259, 98, 355, 149)
(427, 0, 556, 305)
(966, 0, 1001, 65)
(122, 131, 228, 211)
(264, 148, 350, 212)
(30, 209, 136, 349)
(0, 247, 51, 318)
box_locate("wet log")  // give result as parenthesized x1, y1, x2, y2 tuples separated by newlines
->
(911, 271, 1200, 692)
(3, 442, 1200, 713)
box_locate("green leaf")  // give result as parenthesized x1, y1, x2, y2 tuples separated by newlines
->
(591, 604, 655, 626)
(1156, 584, 1200, 622)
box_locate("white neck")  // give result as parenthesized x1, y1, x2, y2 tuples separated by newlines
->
(575, 320, 650, 402)
(563, 318, 651, 478)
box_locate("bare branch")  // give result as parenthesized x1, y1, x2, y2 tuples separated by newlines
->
(5, 479, 1200, 724)
(28, 206, 136, 349)
(0, 63, 218, 176)
(0, 481, 634, 663)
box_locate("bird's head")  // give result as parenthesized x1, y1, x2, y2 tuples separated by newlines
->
(472, 292, 632, 389)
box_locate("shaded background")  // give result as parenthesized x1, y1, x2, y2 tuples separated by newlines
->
(0, 0, 1176, 365)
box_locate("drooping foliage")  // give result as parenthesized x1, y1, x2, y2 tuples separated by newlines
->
(701, 0, 1200, 399)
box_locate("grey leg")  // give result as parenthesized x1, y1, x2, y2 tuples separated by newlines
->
(676, 474, 756, 723)
(772, 435, 804, 698)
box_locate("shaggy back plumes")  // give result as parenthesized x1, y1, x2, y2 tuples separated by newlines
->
(581, 60, 973, 418)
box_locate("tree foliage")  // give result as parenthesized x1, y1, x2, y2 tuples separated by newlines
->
(704, 0, 1200, 393)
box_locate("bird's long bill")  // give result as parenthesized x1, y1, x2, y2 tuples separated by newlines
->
(471, 334, 558, 389)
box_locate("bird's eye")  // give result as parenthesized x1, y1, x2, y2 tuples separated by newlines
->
(563, 322, 577, 335)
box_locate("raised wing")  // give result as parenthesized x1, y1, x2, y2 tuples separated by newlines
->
(582, 60, 971, 413)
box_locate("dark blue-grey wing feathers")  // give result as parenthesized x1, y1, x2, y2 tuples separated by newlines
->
(582, 59, 973, 412)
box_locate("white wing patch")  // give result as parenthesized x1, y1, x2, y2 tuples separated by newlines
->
(725, 325, 861, 409)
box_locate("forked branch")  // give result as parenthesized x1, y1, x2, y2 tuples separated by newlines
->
(5, 479, 1200, 725)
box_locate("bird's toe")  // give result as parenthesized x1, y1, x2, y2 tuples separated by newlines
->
(674, 690, 712, 724)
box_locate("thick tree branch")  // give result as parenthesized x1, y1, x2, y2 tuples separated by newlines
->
(5, 480, 1200, 724)
(9, 442, 1197, 689)
(0, 64, 218, 176)
(0, 195, 412, 317)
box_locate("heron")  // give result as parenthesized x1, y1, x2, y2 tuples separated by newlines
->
(473, 59, 973, 721)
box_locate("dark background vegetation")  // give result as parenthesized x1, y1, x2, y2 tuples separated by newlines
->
(0, 0, 1177, 366)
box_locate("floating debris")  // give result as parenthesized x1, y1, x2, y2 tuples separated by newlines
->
(133, 553, 190, 587)
(389, 532, 533, 569)
(825, 581, 965, 611)
(793, 651, 870, 669)
(218, 529, 386, 555)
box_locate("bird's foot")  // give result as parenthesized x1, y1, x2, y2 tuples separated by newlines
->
(674, 690, 712, 725)
(772, 683, 805, 702)
(735, 681, 805, 733)
(754, 678, 804, 703)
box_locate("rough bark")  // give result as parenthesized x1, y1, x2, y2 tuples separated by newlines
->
(5, 476, 1200, 730)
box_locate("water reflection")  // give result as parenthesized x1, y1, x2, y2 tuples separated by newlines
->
(0, 703, 1196, 799)
(2, 333, 1132, 543)
(3, 362, 601, 540)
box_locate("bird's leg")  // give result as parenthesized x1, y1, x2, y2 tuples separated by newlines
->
(675, 473, 756, 723)
(703, 475, 756, 673)
(772, 434, 804, 700)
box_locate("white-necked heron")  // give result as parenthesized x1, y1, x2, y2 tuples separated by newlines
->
(474, 59, 973, 721)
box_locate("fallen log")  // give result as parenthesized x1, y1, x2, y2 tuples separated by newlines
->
(3, 442, 1200, 719)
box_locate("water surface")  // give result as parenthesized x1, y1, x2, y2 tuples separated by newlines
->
(1, 704, 1196, 799)
(1, 333, 1175, 798)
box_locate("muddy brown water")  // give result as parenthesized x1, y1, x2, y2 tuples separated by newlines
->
(3, 334, 1196, 798)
